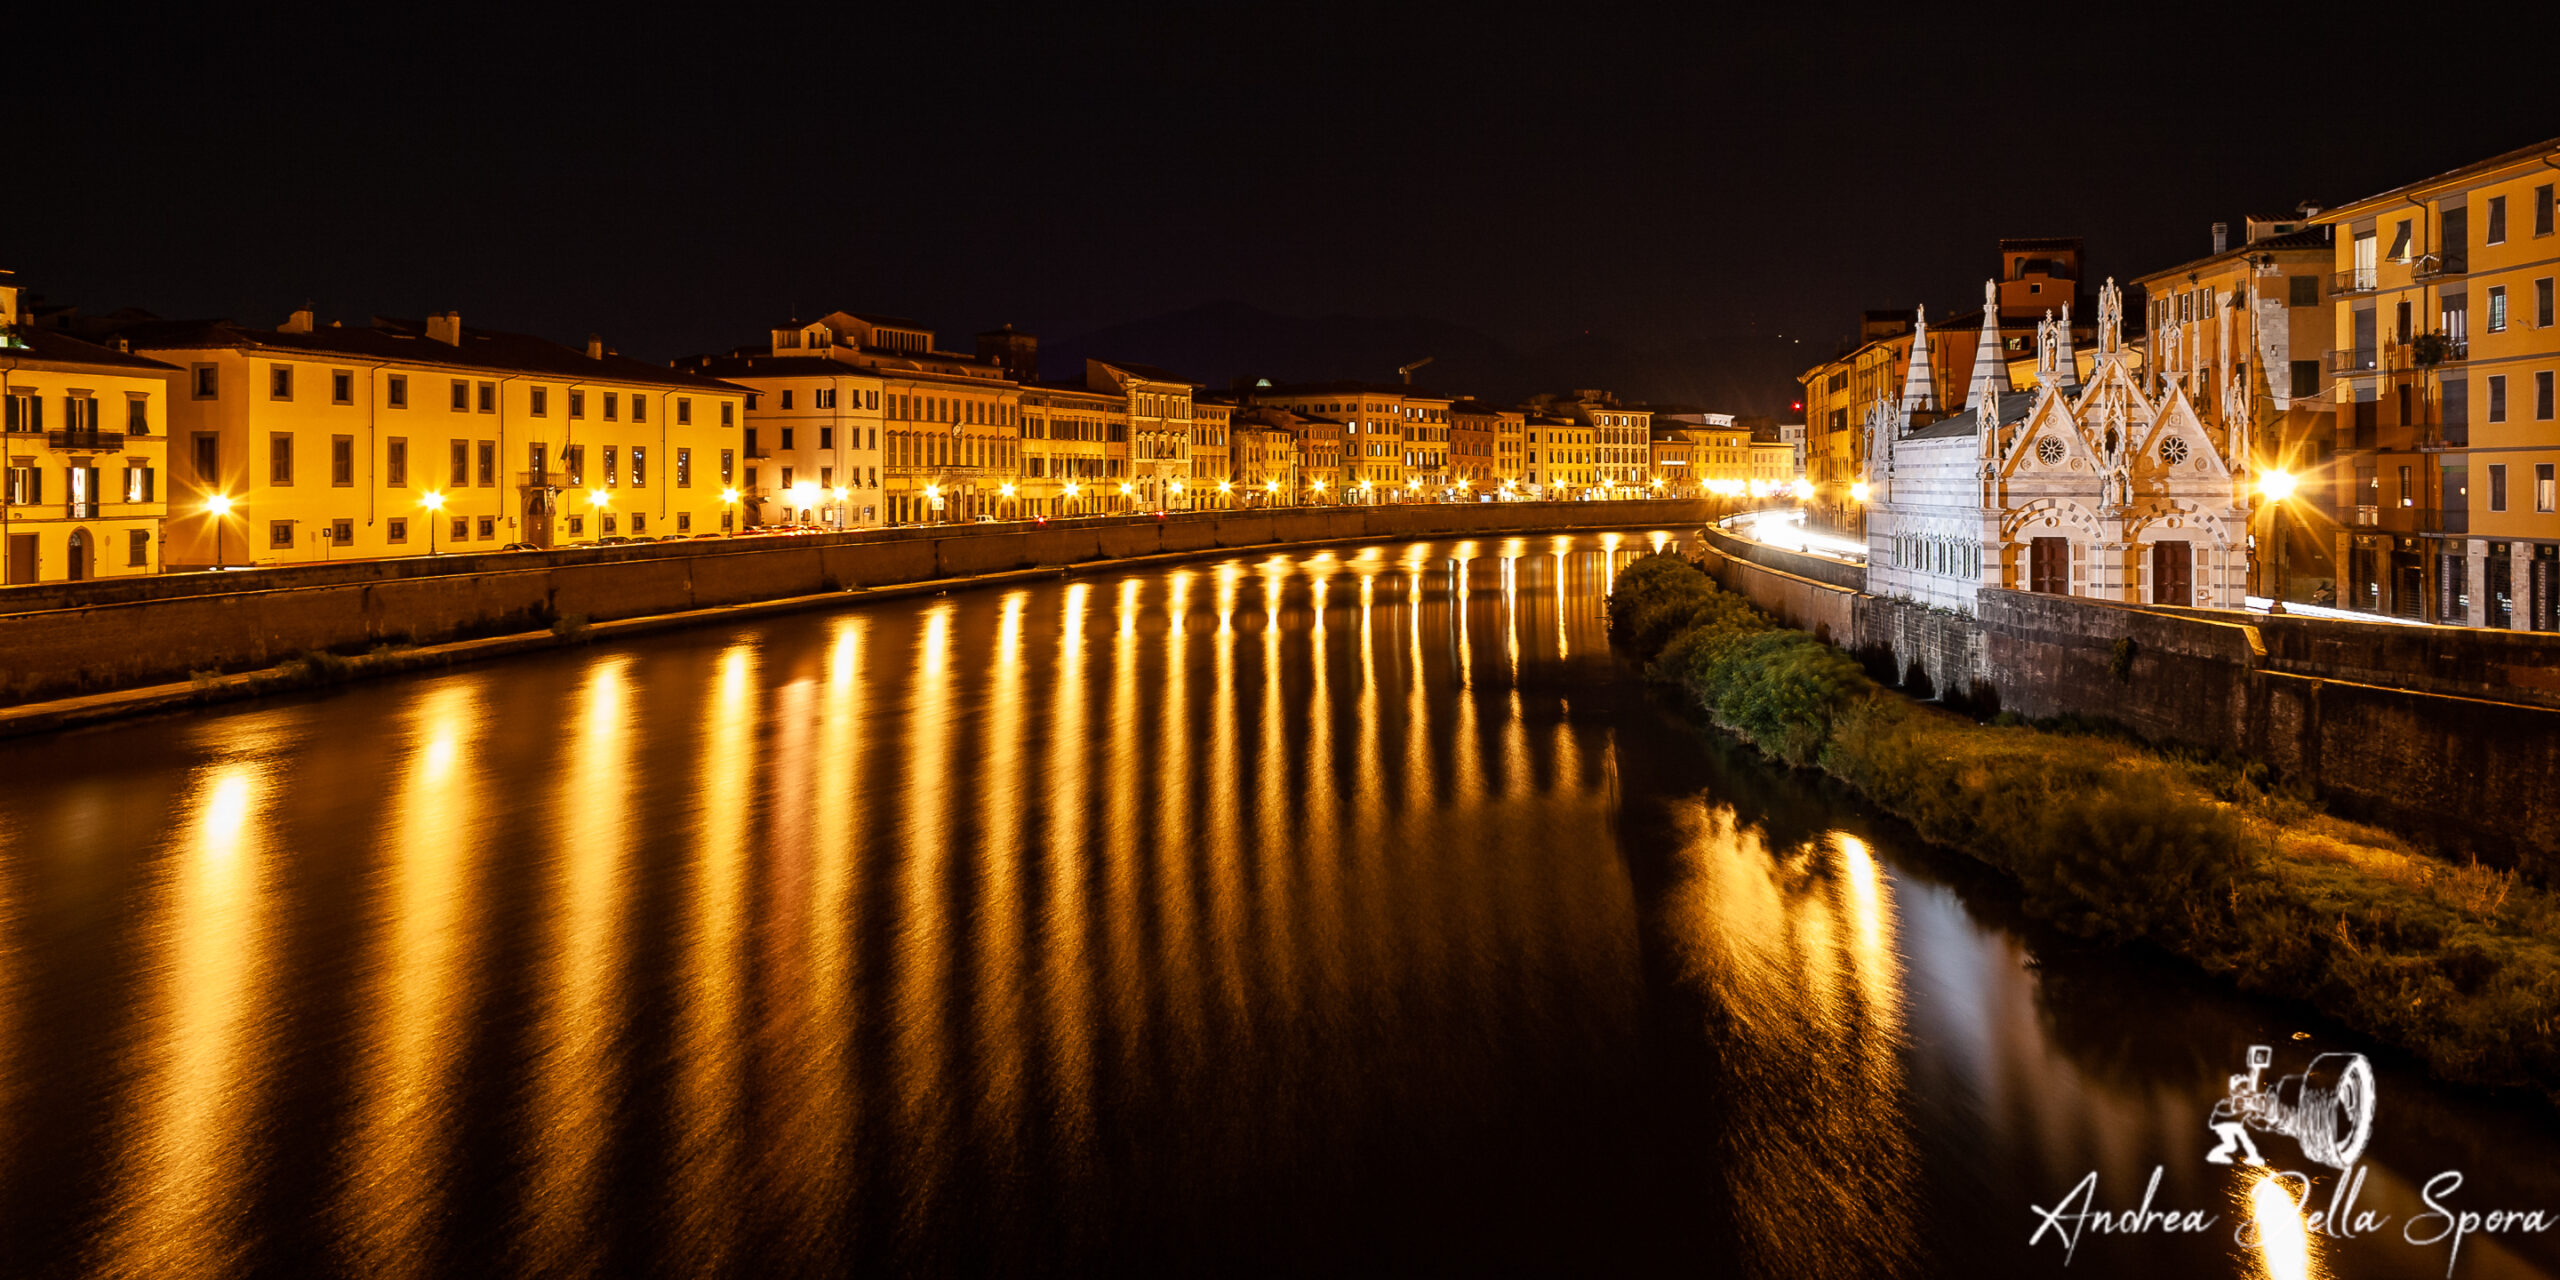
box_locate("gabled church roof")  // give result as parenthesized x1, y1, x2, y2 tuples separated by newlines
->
(1905, 388, 2038, 440)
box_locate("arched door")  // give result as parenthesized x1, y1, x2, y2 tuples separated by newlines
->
(65, 529, 90, 582)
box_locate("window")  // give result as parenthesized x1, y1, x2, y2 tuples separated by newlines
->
(2539, 185, 2556, 237)
(269, 521, 295, 549)
(2542, 464, 2557, 513)
(2538, 278, 2554, 328)
(2541, 371, 2556, 421)
(2490, 286, 2508, 333)
(387, 375, 407, 408)
(332, 436, 354, 486)
(269, 433, 294, 485)
(780, 427, 795, 451)
(720, 402, 733, 428)
(270, 365, 294, 400)
(816, 388, 835, 409)
(2488, 195, 2508, 245)
(478, 441, 496, 486)
(126, 395, 149, 434)
(632, 395, 646, 424)
(2388, 219, 2413, 261)
(630, 513, 645, 534)
(531, 386, 548, 417)
(388, 518, 408, 544)
(331, 518, 354, 545)
(2399, 464, 2414, 508)
(451, 379, 470, 411)
(193, 433, 220, 483)
(603, 392, 618, 421)
(128, 530, 150, 567)
(568, 390, 584, 420)
(387, 438, 408, 486)
(450, 440, 469, 487)
(603, 445, 618, 486)
(676, 447, 692, 487)
(677, 511, 692, 533)
(631, 446, 646, 487)
(567, 515, 584, 537)
(781, 466, 793, 489)
(820, 426, 834, 449)
(192, 365, 218, 398)
(564, 445, 584, 485)
(2491, 464, 2510, 511)
(2289, 276, 2318, 307)
(600, 513, 617, 535)
(677, 398, 693, 425)
(478, 516, 495, 540)
(779, 389, 795, 410)
(2289, 360, 2318, 398)
(2489, 375, 2508, 423)
(452, 517, 469, 542)
(65, 395, 98, 432)
(720, 449, 734, 483)
(332, 370, 354, 405)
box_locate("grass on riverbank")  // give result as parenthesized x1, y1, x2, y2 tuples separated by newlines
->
(1609, 551, 2560, 1098)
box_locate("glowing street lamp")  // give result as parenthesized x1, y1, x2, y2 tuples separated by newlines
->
(1849, 481, 1871, 503)
(1793, 478, 1816, 502)
(420, 489, 447, 555)
(720, 486, 740, 534)
(2258, 469, 2299, 613)
(204, 493, 234, 569)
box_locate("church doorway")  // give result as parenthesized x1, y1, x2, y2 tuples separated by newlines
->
(2030, 536, 2070, 595)
(2150, 541, 2193, 607)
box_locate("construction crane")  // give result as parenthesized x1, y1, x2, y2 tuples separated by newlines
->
(1398, 357, 1434, 386)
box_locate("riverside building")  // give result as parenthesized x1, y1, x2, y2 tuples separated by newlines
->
(1, 279, 173, 582)
(132, 310, 745, 565)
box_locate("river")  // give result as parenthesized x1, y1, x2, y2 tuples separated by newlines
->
(0, 531, 2554, 1278)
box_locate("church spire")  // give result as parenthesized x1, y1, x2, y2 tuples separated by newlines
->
(1967, 278, 2011, 412)
(2054, 300, 2079, 387)
(1899, 303, 1936, 414)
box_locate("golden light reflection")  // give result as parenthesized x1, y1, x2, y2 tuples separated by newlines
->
(672, 644, 756, 1274)
(1661, 807, 1917, 1279)
(523, 658, 633, 1278)
(2244, 1170, 2323, 1280)
(976, 593, 1031, 1159)
(340, 682, 485, 1280)
(1157, 570, 1203, 1071)
(103, 760, 274, 1280)
(1040, 583, 1098, 1179)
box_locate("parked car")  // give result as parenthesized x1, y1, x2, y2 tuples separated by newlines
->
(973, 514, 1000, 524)
(497, 542, 539, 552)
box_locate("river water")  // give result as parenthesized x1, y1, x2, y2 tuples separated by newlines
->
(0, 531, 2555, 1278)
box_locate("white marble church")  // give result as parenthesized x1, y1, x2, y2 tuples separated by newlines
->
(1862, 278, 2253, 614)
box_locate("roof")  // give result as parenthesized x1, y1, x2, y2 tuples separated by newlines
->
(2314, 136, 2560, 222)
(2131, 225, 2334, 285)
(685, 354, 881, 380)
(119, 317, 748, 394)
(1255, 379, 1444, 399)
(1089, 358, 1198, 387)
(1903, 388, 2040, 440)
(2, 326, 178, 373)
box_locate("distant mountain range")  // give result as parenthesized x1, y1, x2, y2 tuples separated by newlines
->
(1040, 300, 1812, 418)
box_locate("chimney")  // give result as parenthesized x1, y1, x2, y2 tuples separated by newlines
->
(2211, 222, 2230, 254)
(281, 305, 315, 334)
(425, 311, 462, 345)
(587, 334, 605, 360)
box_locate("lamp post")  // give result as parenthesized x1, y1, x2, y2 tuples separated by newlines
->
(2258, 469, 2297, 614)
(720, 486, 739, 535)
(588, 487, 610, 540)
(420, 489, 445, 555)
(205, 493, 234, 569)
(1062, 481, 1081, 518)
(832, 486, 850, 530)
(998, 481, 1016, 520)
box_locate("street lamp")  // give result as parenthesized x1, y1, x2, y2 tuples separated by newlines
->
(2258, 469, 2298, 613)
(420, 489, 446, 555)
(720, 486, 740, 534)
(205, 493, 234, 569)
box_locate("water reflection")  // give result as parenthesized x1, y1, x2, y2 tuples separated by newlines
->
(3, 533, 2554, 1278)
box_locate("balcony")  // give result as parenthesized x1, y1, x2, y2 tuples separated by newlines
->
(47, 429, 125, 452)
(64, 501, 99, 519)
(2332, 268, 2379, 295)
(2328, 347, 2380, 375)
(517, 470, 568, 489)
(2411, 253, 2467, 283)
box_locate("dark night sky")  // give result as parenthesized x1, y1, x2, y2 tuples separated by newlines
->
(17, 5, 2560, 392)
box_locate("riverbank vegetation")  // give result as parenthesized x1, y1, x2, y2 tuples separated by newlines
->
(1609, 551, 2560, 1099)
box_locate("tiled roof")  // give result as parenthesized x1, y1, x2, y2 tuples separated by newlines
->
(2, 326, 178, 372)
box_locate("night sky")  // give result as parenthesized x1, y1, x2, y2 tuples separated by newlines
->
(19, 6, 2560, 394)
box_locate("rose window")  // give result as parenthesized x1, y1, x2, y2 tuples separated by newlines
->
(2160, 437, 2190, 465)
(2036, 437, 2065, 465)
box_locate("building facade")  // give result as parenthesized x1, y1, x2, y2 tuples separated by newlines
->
(2, 283, 173, 582)
(2313, 136, 2560, 627)
(687, 342, 887, 530)
(136, 310, 746, 565)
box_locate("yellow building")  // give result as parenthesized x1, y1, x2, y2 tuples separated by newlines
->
(1018, 381, 1130, 517)
(1750, 440, 1796, 491)
(1558, 391, 1653, 494)
(129, 309, 745, 565)
(687, 327, 888, 530)
(1525, 414, 1592, 496)
(2, 282, 173, 582)
(1087, 359, 1196, 510)
(1229, 420, 1299, 505)
(2313, 136, 2560, 627)
(1190, 396, 1234, 507)
(2132, 218, 2339, 601)
(1451, 400, 1526, 492)
(1648, 413, 1752, 497)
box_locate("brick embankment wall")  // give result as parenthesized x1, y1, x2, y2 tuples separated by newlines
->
(1692, 527, 2560, 871)
(0, 500, 1714, 706)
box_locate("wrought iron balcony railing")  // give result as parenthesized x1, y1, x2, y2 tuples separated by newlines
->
(2332, 268, 2379, 295)
(2328, 347, 2380, 374)
(46, 429, 125, 452)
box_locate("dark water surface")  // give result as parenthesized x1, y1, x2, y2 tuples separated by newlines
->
(2, 531, 2556, 1278)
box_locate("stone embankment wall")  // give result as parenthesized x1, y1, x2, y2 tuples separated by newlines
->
(1696, 533, 2560, 871)
(0, 500, 1715, 705)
